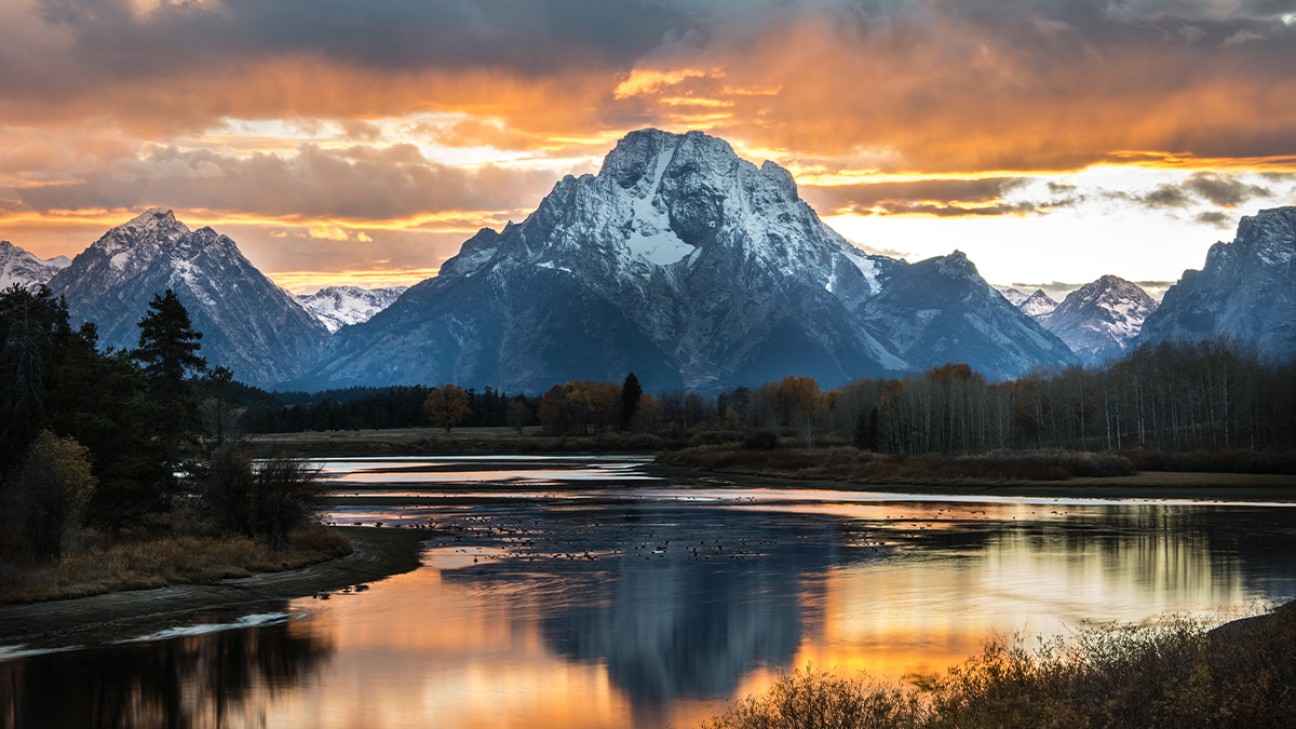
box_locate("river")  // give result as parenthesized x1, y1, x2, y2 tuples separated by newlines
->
(3, 455, 1295, 729)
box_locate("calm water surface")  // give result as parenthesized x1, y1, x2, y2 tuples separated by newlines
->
(3, 456, 1295, 729)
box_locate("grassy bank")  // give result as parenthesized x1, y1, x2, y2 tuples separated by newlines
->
(704, 602, 1296, 729)
(0, 523, 351, 605)
(659, 444, 1140, 484)
(0, 526, 428, 647)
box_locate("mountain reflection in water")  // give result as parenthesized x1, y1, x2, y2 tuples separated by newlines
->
(3, 458, 1296, 729)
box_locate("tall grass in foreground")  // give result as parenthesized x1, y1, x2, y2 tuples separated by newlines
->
(702, 605, 1296, 729)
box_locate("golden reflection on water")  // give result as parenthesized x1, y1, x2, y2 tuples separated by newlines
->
(253, 502, 1265, 729)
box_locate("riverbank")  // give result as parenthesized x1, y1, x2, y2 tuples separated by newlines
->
(248, 426, 668, 456)
(0, 526, 428, 650)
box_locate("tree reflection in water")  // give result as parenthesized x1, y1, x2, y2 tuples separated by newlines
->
(0, 616, 331, 729)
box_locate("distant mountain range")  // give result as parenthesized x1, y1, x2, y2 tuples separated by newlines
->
(5, 131, 1293, 391)
(1000, 277, 1159, 366)
(297, 285, 409, 333)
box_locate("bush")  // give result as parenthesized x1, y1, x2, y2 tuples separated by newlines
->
(743, 430, 780, 450)
(702, 666, 928, 729)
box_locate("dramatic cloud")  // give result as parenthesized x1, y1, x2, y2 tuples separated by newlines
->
(12, 144, 558, 223)
(3, 0, 1296, 288)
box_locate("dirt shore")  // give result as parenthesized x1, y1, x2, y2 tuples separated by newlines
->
(0, 527, 429, 650)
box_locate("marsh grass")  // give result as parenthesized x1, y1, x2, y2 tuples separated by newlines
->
(659, 445, 1136, 483)
(0, 523, 351, 604)
(703, 605, 1296, 729)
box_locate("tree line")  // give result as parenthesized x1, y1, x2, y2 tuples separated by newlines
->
(233, 337, 1294, 457)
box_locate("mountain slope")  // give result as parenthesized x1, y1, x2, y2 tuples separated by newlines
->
(1039, 275, 1157, 365)
(0, 241, 69, 290)
(1138, 207, 1296, 360)
(48, 209, 329, 387)
(305, 130, 1074, 392)
(297, 285, 408, 333)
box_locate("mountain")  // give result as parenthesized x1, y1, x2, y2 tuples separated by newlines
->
(297, 285, 409, 333)
(1018, 289, 1059, 318)
(1038, 275, 1157, 365)
(1138, 207, 1296, 360)
(303, 129, 1075, 393)
(998, 287, 1029, 306)
(48, 209, 330, 387)
(0, 240, 70, 290)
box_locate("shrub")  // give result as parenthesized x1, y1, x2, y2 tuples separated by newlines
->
(743, 430, 780, 450)
(703, 666, 928, 729)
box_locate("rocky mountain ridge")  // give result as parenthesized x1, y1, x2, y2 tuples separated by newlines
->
(47, 209, 329, 388)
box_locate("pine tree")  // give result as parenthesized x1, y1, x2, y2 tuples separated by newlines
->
(620, 372, 643, 430)
(132, 290, 206, 490)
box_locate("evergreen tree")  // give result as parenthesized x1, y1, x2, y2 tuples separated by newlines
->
(620, 372, 643, 430)
(853, 406, 879, 451)
(133, 290, 206, 460)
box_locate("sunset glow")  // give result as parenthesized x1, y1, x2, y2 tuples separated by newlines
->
(1, 0, 1293, 292)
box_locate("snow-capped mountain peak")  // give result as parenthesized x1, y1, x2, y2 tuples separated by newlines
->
(49, 210, 328, 387)
(1039, 275, 1156, 365)
(297, 285, 409, 333)
(0, 240, 70, 291)
(122, 208, 188, 235)
(304, 128, 1076, 392)
(1019, 289, 1059, 318)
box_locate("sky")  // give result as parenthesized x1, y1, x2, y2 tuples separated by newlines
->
(0, 0, 1294, 295)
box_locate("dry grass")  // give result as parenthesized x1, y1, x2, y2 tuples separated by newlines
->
(247, 426, 671, 456)
(0, 523, 352, 604)
(703, 603, 1296, 729)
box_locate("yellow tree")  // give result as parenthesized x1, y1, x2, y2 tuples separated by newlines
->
(424, 384, 471, 432)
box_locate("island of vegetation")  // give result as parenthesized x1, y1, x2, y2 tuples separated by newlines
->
(0, 285, 350, 607)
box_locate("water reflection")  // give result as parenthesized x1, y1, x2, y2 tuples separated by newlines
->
(4, 458, 1296, 729)
(0, 617, 331, 729)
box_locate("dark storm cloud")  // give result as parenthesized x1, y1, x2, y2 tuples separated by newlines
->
(1115, 172, 1281, 211)
(1183, 172, 1272, 207)
(35, 0, 691, 74)
(1194, 210, 1233, 228)
(1138, 185, 1194, 209)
